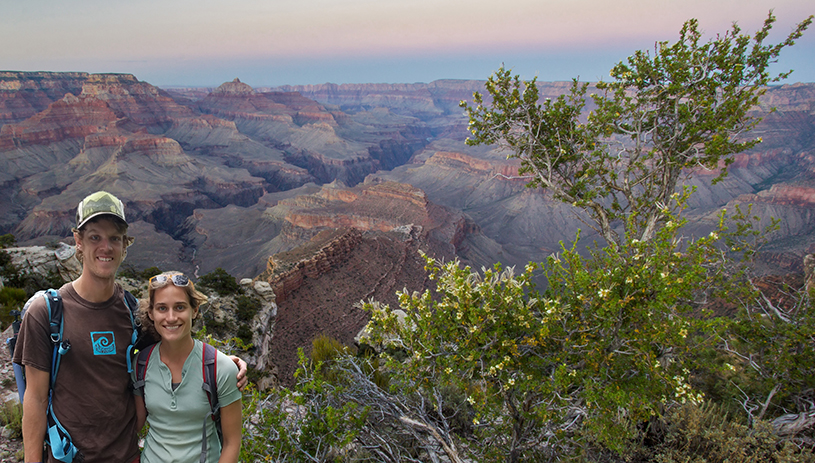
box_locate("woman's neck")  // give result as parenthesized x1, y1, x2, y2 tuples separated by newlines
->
(159, 336, 195, 362)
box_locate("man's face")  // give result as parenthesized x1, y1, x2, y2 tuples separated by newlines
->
(75, 218, 126, 281)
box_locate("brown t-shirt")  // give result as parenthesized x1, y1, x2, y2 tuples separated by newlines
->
(13, 283, 140, 463)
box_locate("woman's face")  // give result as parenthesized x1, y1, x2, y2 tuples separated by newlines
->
(149, 284, 198, 344)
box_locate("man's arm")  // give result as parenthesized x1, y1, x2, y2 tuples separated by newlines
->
(22, 366, 50, 463)
(228, 356, 248, 390)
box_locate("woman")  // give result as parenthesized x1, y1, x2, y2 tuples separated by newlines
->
(133, 271, 242, 463)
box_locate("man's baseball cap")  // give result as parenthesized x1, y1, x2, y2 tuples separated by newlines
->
(76, 191, 127, 229)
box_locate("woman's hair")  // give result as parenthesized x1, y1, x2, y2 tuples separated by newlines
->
(138, 271, 208, 340)
(72, 215, 131, 264)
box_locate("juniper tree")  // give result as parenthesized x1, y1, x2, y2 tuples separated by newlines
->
(462, 12, 812, 248)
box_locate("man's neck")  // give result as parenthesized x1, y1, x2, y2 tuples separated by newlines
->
(72, 273, 117, 303)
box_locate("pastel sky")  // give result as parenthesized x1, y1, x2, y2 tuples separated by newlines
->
(2, 0, 813, 87)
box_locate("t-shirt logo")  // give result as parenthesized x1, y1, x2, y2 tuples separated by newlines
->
(91, 331, 116, 355)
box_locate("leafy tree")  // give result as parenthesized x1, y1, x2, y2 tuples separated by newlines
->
(461, 12, 812, 247)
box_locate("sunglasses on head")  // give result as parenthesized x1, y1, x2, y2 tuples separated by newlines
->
(149, 273, 190, 287)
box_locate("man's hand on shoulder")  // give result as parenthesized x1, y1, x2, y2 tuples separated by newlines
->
(229, 355, 248, 390)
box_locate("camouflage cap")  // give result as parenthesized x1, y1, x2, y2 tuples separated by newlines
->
(76, 191, 127, 229)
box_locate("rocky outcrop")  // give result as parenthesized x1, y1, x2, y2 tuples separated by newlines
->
(2, 243, 82, 286)
(213, 78, 254, 96)
(243, 279, 278, 376)
(425, 150, 523, 179)
(0, 72, 90, 125)
(261, 229, 363, 303)
(255, 226, 436, 387)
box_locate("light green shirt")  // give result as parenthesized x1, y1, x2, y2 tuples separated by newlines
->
(133, 340, 241, 463)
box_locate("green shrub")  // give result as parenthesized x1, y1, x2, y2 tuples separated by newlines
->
(0, 401, 23, 438)
(235, 295, 258, 322)
(235, 324, 254, 348)
(650, 402, 815, 463)
(198, 268, 240, 296)
(0, 286, 27, 330)
(201, 309, 232, 338)
(0, 234, 16, 249)
(140, 266, 163, 280)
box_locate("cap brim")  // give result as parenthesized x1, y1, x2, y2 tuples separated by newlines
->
(76, 211, 128, 230)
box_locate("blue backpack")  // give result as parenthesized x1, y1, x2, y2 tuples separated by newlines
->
(8, 288, 140, 463)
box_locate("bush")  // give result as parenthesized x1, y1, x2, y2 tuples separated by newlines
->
(197, 268, 240, 296)
(0, 234, 16, 249)
(0, 401, 23, 438)
(649, 402, 815, 462)
(201, 309, 232, 338)
(235, 295, 258, 322)
(140, 266, 163, 280)
(0, 286, 27, 330)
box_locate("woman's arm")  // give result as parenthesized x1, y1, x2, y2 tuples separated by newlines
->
(135, 395, 147, 432)
(217, 400, 242, 463)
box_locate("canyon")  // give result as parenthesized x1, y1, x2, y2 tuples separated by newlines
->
(1, 71, 814, 384)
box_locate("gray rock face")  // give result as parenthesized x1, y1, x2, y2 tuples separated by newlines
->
(243, 279, 278, 374)
(3, 243, 82, 286)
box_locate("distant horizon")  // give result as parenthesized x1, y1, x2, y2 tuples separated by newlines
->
(3, 0, 813, 88)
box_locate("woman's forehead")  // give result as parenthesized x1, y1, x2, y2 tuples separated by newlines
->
(152, 285, 190, 304)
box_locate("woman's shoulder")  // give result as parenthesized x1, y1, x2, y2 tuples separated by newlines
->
(205, 342, 239, 376)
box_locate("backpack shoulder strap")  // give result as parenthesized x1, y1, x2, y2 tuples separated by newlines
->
(42, 289, 72, 385)
(123, 290, 141, 373)
(124, 290, 138, 318)
(199, 342, 222, 463)
(201, 342, 219, 407)
(40, 289, 82, 463)
(132, 343, 157, 395)
(44, 289, 63, 344)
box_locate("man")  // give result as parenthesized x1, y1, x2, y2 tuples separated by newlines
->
(13, 191, 247, 463)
